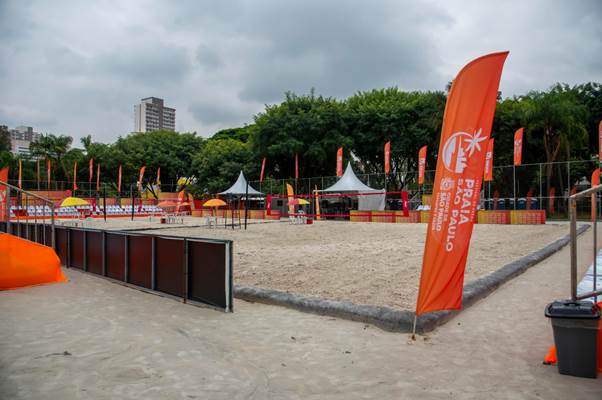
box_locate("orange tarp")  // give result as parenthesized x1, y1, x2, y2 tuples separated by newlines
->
(0, 234, 66, 290)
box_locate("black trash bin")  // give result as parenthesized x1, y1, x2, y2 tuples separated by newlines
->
(545, 300, 600, 378)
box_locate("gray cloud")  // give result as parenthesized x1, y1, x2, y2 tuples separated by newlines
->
(0, 0, 600, 144)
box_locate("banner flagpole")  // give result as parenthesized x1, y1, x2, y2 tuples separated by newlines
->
(411, 315, 417, 340)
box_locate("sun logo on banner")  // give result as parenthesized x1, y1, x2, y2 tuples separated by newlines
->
(442, 129, 486, 174)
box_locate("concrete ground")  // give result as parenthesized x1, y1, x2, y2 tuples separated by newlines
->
(1, 227, 601, 399)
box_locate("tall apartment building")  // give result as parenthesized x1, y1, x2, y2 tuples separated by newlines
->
(134, 97, 176, 132)
(9, 126, 41, 156)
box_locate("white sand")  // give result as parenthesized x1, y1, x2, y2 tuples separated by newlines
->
(66, 217, 568, 310)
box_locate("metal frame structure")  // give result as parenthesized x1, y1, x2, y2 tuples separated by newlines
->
(0, 180, 56, 248)
(569, 185, 601, 302)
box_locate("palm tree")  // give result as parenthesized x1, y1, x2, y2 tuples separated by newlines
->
(29, 134, 73, 182)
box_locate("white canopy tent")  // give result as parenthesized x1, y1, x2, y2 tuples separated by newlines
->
(321, 163, 385, 211)
(219, 171, 263, 196)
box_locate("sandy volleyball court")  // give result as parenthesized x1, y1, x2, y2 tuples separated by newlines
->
(67, 217, 569, 310)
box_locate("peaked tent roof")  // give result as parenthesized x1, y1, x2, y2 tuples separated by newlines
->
(219, 171, 263, 196)
(321, 163, 381, 192)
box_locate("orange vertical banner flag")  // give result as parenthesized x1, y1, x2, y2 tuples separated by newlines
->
(591, 169, 600, 222)
(117, 164, 122, 193)
(415, 51, 509, 316)
(96, 163, 100, 191)
(513, 128, 523, 166)
(46, 159, 51, 190)
(260, 157, 266, 183)
(418, 145, 427, 185)
(0, 167, 8, 222)
(73, 161, 78, 192)
(384, 141, 391, 174)
(598, 120, 602, 166)
(336, 147, 343, 177)
(137, 166, 146, 191)
(295, 153, 299, 179)
(156, 167, 161, 187)
(89, 158, 93, 185)
(18, 159, 22, 189)
(484, 138, 494, 181)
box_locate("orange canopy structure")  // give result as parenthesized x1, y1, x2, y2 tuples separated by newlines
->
(0, 234, 66, 290)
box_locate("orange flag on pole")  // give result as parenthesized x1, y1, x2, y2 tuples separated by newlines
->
(0, 167, 8, 222)
(384, 141, 391, 174)
(418, 146, 427, 185)
(18, 159, 22, 189)
(156, 167, 161, 187)
(415, 51, 509, 317)
(336, 147, 343, 177)
(598, 121, 602, 167)
(73, 161, 78, 192)
(137, 166, 146, 191)
(117, 164, 122, 193)
(96, 163, 100, 191)
(46, 159, 51, 190)
(260, 157, 266, 183)
(513, 128, 523, 166)
(89, 158, 93, 184)
(484, 138, 494, 181)
(295, 153, 299, 179)
(592, 169, 600, 222)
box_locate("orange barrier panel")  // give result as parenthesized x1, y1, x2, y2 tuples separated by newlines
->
(421, 195, 432, 206)
(0, 234, 66, 290)
(396, 211, 420, 223)
(371, 211, 395, 223)
(510, 210, 546, 225)
(477, 210, 510, 224)
(349, 210, 371, 222)
(420, 211, 430, 223)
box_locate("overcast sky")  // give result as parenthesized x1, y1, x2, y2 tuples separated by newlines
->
(0, 0, 600, 145)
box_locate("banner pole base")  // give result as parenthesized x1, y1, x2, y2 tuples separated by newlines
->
(411, 315, 417, 340)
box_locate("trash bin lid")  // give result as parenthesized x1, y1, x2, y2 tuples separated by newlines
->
(545, 300, 601, 319)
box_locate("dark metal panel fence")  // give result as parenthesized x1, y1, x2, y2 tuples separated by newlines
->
(0, 222, 233, 312)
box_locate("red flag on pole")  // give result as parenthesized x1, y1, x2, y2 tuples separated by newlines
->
(401, 190, 409, 217)
(89, 158, 93, 185)
(137, 166, 146, 191)
(260, 157, 266, 183)
(96, 163, 100, 191)
(592, 169, 600, 222)
(484, 138, 494, 181)
(0, 167, 8, 222)
(117, 164, 122, 193)
(336, 147, 343, 177)
(46, 159, 51, 190)
(384, 141, 391, 174)
(513, 128, 523, 166)
(18, 159, 22, 189)
(418, 146, 427, 185)
(295, 153, 299, 179)
(73, 161, 78, 192)
(415, 51, 509, 316)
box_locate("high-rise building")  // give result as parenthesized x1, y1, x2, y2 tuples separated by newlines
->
(134, 97, 176, 132)
(9, 126, 41, 156)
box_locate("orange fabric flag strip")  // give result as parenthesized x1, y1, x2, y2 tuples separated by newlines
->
(46, 159, 51, 189)
(18, 159, 22, 189)
(592, 169, 600, 222)
(73, 160, 78, 191)
(0, 167, 8, 222)
(96, 163, 100, 191)
(336, 147, 343, 177)
(117, 164, 122, 193)
(418, 145, 427, 185)
(484, 139, 494, 181)
(89, 158, 93, 183)
(384, 141, 391, 174)
(286, 183, 295, 216)
(260, 158, 266, 182)
(415, 51, 509, 316)
(138, 166, 146, 190)
(0, 233, 66, 290)
(513, 128, 523, 166)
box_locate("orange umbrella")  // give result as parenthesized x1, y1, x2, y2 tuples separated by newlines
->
(203, 198, 227, 207)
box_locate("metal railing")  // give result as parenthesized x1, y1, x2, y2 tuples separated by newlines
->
(569, 185, 601, 301)
(0, 180, 56, 248)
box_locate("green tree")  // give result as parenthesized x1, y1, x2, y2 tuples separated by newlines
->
(345, 88, 446, 188)
(0, 125, 11, 152)
(191, 138, 256, 195)
(252, 90, 350, 180)
(29, 134, 73, 182)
